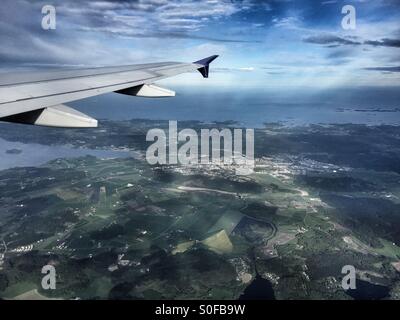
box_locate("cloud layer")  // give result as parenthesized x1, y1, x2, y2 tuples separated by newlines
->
(0, 0, 399, 88)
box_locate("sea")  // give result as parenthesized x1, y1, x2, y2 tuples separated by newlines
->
(1, 86, 399, 170)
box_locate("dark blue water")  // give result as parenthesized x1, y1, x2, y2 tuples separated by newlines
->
(345, 280, 390, 300)
(239, 274, 276, 300)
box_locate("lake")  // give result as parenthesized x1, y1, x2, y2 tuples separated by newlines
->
(239, 274, 276, 300)
(0, 138, 129, 170)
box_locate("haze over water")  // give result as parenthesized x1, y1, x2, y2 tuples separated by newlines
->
(70, 87, 400, 128)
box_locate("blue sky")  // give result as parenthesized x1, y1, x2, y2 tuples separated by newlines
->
(0, 0, 399, 89)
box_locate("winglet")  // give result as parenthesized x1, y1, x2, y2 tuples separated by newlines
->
(194, 55, 219, 78)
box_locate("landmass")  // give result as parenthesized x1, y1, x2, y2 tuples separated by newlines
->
(0, 120, 399, 300)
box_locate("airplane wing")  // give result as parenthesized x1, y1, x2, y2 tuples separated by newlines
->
(0, 55, 218, 128)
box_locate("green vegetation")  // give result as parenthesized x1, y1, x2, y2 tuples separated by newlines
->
(0, 121, 399, 299)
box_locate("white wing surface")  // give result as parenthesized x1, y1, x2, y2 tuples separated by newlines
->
(0, 55, 218, 128)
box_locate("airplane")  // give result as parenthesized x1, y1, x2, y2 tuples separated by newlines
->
(0, 55, 218, 128)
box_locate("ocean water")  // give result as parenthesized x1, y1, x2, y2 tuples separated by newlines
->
(70, 86, 400, 128)
(1, 86, 399, 170)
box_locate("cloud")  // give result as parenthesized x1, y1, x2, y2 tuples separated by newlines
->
(59, 0, 246, 36)
(78, 27, 261, 43)
(215, 67, 255, 72)
(272, 16, 301, 29)
(364, 66, 400, 73)
(304, 34, 400, 48)
(303, 34, 361, 46)
(364, 38, 400, 48)
(0, 0, 399, 89)
(321, 0, 337, 5)
(0, 0, 261, 66)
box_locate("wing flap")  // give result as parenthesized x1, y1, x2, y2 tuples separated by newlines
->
(0, 104, 97, 128)
(116, 84, 175, 97)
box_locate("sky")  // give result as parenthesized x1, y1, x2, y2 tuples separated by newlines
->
(0, 0, 399, 89)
